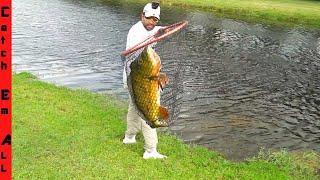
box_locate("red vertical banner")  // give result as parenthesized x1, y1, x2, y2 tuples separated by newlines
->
(0, 0, 12, 179)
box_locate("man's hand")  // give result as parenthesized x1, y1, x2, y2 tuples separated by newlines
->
(155, 28, 166, 38)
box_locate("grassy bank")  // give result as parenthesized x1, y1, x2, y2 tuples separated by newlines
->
(13, 72, 319, 179)
(116, 0, 320, 28)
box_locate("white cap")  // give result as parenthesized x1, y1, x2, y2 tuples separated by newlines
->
(143, 3, 160, 20)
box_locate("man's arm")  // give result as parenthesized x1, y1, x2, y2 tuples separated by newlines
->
(126, 29, 133, 50)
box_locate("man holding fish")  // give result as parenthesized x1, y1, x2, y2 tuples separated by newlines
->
(122, 2, 168, 159)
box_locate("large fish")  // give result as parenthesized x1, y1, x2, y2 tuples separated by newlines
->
(127, 47, 169, 128)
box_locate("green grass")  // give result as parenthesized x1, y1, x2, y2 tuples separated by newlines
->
(115, 0, 320, 28)
(13, 72, 319, 179)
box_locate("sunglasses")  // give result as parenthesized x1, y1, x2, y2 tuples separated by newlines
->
(145, 16, 159, 23)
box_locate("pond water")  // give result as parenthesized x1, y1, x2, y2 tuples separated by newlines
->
(13, 0, 320, 160)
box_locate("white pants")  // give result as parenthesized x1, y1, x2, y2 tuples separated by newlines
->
(125, 97, 158, 151)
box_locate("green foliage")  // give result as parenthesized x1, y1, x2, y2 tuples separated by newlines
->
(13, 72, 319, 179)
(113, 0, 320, 28)
(249, 148, 320, 179)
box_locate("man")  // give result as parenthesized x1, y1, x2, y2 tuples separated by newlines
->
(122, 2, 167, 159)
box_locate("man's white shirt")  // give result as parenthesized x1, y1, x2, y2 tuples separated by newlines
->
(123, 21, 161, 88)
(126, 21, 161, 50)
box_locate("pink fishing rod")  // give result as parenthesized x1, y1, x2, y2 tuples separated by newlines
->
(121, 21, 188, 57)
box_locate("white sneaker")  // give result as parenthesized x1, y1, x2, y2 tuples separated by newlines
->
(143, 150, 167, 159)
(122, 135, 136, 144)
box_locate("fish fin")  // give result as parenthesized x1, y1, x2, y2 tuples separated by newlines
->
(149, 76, 164, 91)
(159, 106, 169, 120)
(149, 76, 159, 81)
(159, 81, 163, 91)
(159, 73, 168, 90)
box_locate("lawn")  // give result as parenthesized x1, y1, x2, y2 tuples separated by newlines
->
(13, 72, 319, 179)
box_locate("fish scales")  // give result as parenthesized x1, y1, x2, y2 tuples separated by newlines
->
(127, 47, 169, 128)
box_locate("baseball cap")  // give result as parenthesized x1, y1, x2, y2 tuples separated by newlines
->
(143, 2, 160, 20)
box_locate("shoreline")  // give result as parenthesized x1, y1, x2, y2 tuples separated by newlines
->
(110, 0, 320, 29)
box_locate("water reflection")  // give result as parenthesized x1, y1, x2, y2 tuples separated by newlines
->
(13, 0, 320, 160)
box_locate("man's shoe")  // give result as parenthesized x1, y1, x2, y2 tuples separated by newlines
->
(122, 135, 136, 144)
(143, 150, 167, 159)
